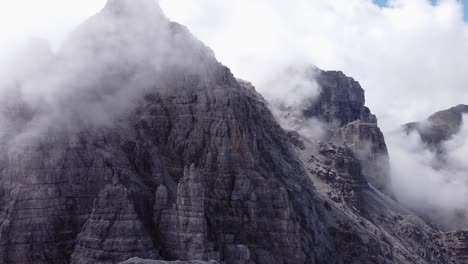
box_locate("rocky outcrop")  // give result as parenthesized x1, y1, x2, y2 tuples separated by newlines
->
(294, 136, 450, 264)
(337, 120, 390, 192)
(154, 165, 219, 261)
(304, 70, 377, 126)
(404, 104, 468, 149)
(70, 185, 160, 263)
(279, 67, 390, 192)
(445, 231, 468, 264)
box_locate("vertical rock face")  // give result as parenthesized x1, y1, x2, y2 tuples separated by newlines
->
(284, 70, 448, 263)
(313, 70, 390, 193)
(155, 164, 218, 261)
(294, 133, 450, 264)
(280, 67, 390, 192)
(304, 70, 377, 126)
(445, 231, 468, 264)
(71, 185, 160, 264)
(337, 120, 390, 192)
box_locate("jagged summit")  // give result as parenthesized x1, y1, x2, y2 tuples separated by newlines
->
(277, 66, 390, 192)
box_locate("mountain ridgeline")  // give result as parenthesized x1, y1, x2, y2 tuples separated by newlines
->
(404, 104, 468, 150)
(0, 0, 463, 263)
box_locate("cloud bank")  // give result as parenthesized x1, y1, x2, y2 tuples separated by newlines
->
(390, 115, 468, 230)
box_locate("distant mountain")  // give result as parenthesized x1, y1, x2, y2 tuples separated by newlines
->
(404, 104, 468, 149)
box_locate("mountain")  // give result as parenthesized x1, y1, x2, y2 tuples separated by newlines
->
(404, 104, 468, 150)
(277, 67, 390, 193)
(401, 105, 468, 263)
(281, 69, 449, 264)
(0, 1, 335, 263)
(0, 0, 458, 263)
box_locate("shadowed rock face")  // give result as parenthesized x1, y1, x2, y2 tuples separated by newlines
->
(404, 104, 468, 149)
(280, 67, 390, 192)
(294, 137, 450, 264)
(312, 70, 390, 193)
(304, 70, 377, 126)
(445, 231, 468, 264)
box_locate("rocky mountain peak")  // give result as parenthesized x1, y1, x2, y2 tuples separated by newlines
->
(277, 66, 390, 192)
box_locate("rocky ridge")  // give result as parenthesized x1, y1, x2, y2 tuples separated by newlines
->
(279, 68, 390, 193)
(404, 104, 468, 149)
(283, 72, 450, 263)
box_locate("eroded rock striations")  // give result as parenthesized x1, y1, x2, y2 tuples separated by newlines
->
(445, 231, 468, 264)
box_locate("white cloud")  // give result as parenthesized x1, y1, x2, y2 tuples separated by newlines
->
(0, 0, 106, 53)
(389, 116, 468, 229)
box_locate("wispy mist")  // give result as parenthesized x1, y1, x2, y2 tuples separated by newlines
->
(389, 115, 468, 230)
(0, 0, 217, 150)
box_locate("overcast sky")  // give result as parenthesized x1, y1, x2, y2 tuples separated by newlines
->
(1, 0, 468, 129)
